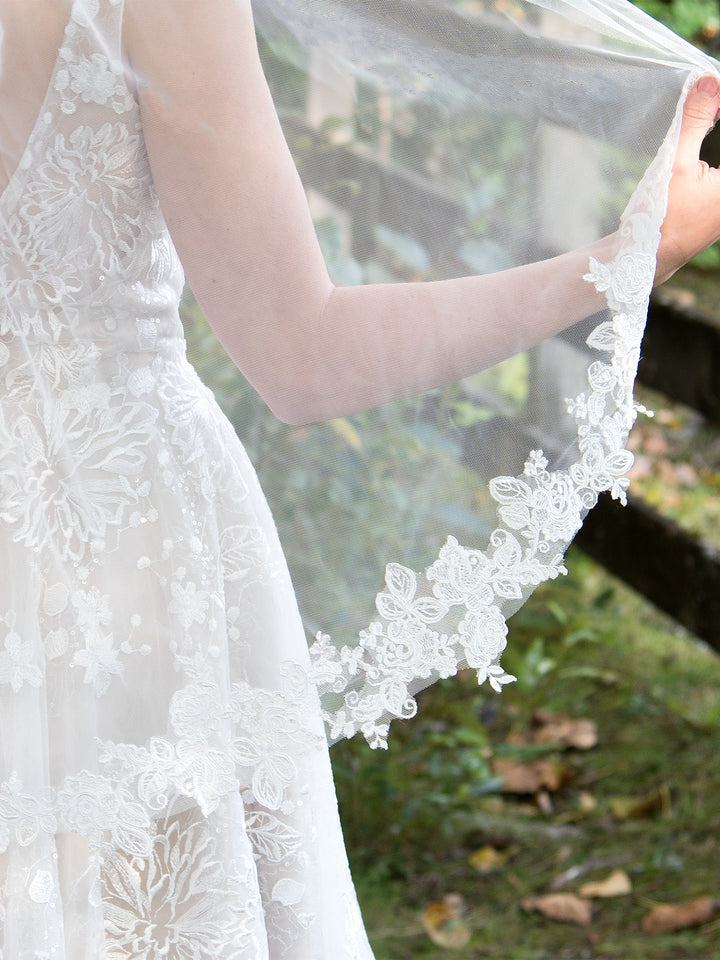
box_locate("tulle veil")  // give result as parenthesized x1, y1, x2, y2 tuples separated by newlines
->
(194, 0, 716, 745)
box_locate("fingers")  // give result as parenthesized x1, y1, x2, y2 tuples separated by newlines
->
(674, 75, 720, 172)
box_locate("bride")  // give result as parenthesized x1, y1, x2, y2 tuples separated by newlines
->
(0, 0, 718, 956)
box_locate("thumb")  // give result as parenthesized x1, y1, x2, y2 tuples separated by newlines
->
(674, 75, 720, 171)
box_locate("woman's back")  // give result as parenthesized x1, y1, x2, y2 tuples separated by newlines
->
(0, 2, 72, 192)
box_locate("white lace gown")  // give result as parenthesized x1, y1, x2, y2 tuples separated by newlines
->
(0, 1, 374, 957)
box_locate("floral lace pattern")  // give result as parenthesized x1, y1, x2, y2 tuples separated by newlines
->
(0, 1, 373, 958)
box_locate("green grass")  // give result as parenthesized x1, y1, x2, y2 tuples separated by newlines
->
(332, 550, 720, 959)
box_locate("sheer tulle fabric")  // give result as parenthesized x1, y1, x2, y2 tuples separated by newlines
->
(0, 0, 715, 957)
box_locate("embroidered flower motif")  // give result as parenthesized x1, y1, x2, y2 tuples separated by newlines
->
(127, 367, 154, 398)
(375, 564, 446, 624)
(457, 605, 508, 674)
(54, 54, 134, 115)
(72, 586, 112, 636)
(101, 810, 264, 959)
(245, 810, 303, 864)
(44, 628, 69, 660)
(168, 580, 210, 631)
(0, 397, 157, 562)
(57, 771, 118, 834)
(220, 524, 271, 585)
(230, 678, 321, 811)
(0, 774, 57, 853)
(28, 869, 55, 904)
(429, 539, 495, 610)
(169, 681, 224, 740)
(21, 123, 148, 273)
(57, 772, 152, 857)
(584, 251, 655, 309)
(73, 632, 123, 695)
(0, 620, 43, 693)
(490, 455, 585, 547)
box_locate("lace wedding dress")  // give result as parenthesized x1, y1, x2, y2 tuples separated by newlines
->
(0, 0, 716, 958)
(0, 2, 372, 957)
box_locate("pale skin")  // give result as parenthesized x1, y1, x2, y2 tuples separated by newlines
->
(2, 0, 720, 424)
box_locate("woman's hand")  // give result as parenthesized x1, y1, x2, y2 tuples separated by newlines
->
(656, 76, 720, 284)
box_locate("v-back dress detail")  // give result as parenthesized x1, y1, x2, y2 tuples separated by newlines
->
(0, 1, 373, 957)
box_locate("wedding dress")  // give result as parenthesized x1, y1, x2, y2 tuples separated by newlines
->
(0, 0, 715, 958)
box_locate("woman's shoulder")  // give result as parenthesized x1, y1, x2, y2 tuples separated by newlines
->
(0, 1, 74, 187)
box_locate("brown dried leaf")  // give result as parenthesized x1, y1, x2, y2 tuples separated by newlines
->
(579, 869, 632, 899)
(531, 712, 598, 750)
(421, 894, 471, 948)
(522, 893, 592, 925)
(642, 896, 718, 934)
(493, 758, 568, 794)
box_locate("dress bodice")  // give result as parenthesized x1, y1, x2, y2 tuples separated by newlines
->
(0, 0, 185, 362)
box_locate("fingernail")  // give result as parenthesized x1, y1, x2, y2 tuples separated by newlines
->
(697, 76, 719, 97)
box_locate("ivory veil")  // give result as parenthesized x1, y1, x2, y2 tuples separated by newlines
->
(244, 0, 718, 746)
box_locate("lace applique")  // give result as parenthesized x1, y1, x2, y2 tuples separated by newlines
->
(55, 54, 134, 116)
(231, 664, 325, 813)
(0, 612, 43, 693)
(101, 805, 267, 960)
(0, 395, 158, 563)
(0, 774, 57, 853)
(56, 771, 154, 858)
(22, 123, 147, 274)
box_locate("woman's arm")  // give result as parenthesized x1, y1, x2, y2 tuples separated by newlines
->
(123, 0, 720, 425)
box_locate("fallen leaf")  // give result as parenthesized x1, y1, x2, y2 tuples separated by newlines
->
(642, 896, 718, 934)
(421, 894, 471, 948)
(522, 893, 592, 925)
(579, 869, 632, 898)
(468, 845, 512, 874)
(610, 785, 670, 820)
(493, 758, 568, 794)
(530, 712, 598, 750)
(550, 856, 628, 891)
